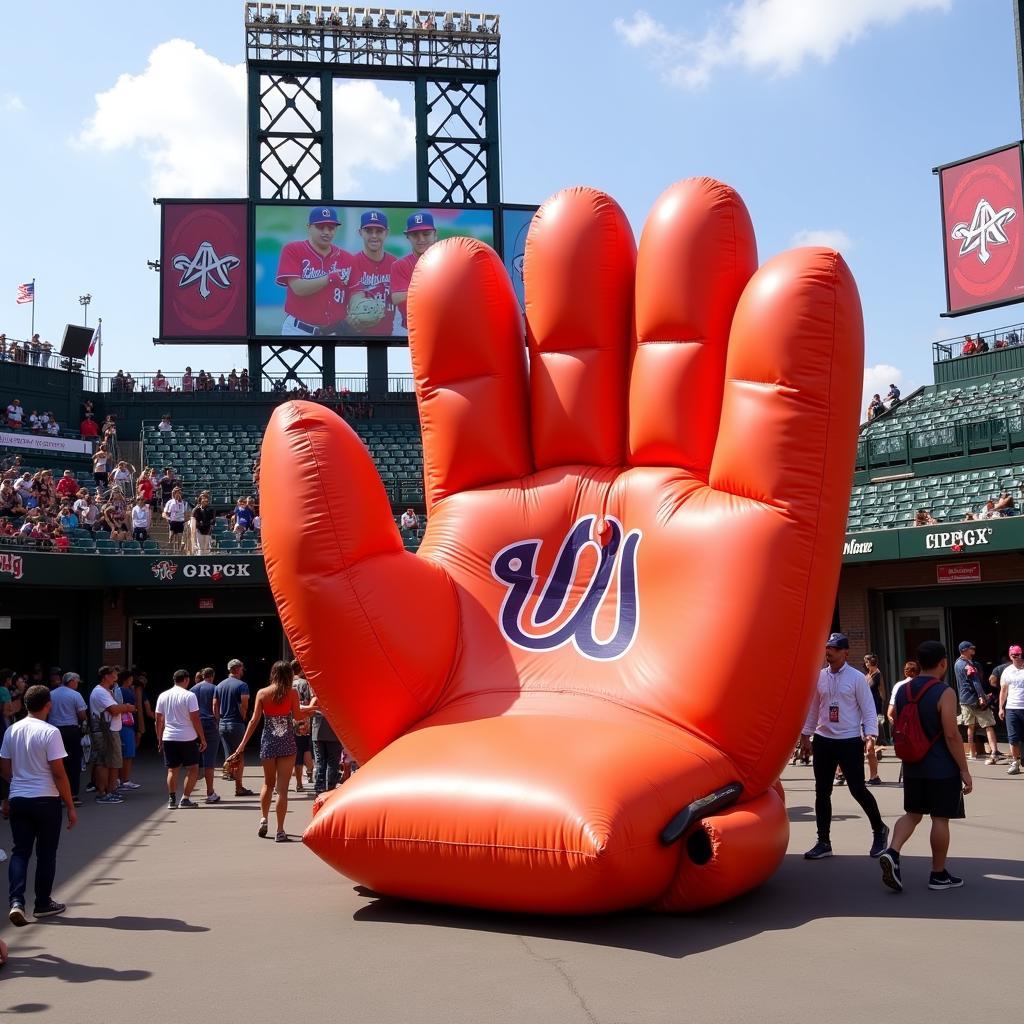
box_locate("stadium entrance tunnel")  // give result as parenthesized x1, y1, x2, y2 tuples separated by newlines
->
(130, 615, 285, 698)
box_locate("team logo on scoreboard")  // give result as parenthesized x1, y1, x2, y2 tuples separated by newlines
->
(150, 560, 179, 581)
(172, 241, 241, 300)
(950, 198, 1017, 265)
(0, 552, 23, 581)
(491, 515, 642, 661)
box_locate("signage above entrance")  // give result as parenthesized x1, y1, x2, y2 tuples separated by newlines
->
(937, 561, 982, 584)
(844, 515, 1024, 564)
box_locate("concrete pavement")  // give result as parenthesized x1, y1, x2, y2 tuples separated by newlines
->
(0, 751, 1019, 1023)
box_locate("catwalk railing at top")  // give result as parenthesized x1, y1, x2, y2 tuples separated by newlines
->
(933, 322, 1024, 361)
(244, 4, 500, 70)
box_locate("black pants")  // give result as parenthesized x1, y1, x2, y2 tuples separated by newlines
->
(58, 725, 83, 797)
(812, 735, 884, 842)
(8, 797, 62, 909)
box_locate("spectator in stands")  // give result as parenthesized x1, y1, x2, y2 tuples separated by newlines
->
(1009, 330, 1021, 346)
(158, 415, 172, 432)
(240, 369, 250, 392)
(159, 467, 178, 507)
(182, 367, 194, 393)
(74, 492, 100, 534)
(131, 495, 151, 543)
(0, 334, 5, 361)
(137, 468, 157, 512)
(866, 394, 884, 421)
(112, 370, 128, 392)
(112, 460, 136, 493)
(995, 337, 1008, 350)
(102, 415, 117, 445)
(102, 489, 130, 541)
(251, 505, 261, 544)
(80, 412, 98, 439)
(0, 480, 24, 518)
(152, 370, 169, 393)
(216, 373, 228, 391)
(51, 526, 69, 553)
(92, 445, 111, 497)
(251, 459, 260, 498)
(978, 498, 999, 520)
(995, 492, 1016, 516)
(41, 340, 52, 366)
(28, 334, 41, 365)
(33, 470, 56, 511)
(231, 496, 254, 540)
(13, 473, 33, 507)
(55, 471, 78, 504)
(886, 384, 901, 407)
(228, 369, 239, 391)
(162, 486, 188, 553)
(5, 399, 23, 429)
(400, 508, 420, 542)
(914, 509, 939, 526)
(977, 336, 990, 353)
(962, 335, 977, 355)
(28, 410, 41, 432)
(57, 503, 78, 533)
(192, 492, 216, 555)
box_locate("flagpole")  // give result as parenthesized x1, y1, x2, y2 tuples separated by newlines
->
(29, 278, 35, 339)
(96, 317, 102, 386)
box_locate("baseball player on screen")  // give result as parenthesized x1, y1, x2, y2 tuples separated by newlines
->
(274, 207, 354, 336)
(345, 210, 397, 336)
(391, 211, 439, 332)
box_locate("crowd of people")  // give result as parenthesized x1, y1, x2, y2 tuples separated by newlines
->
(0, 655, 358, 922)
(865, 383, 902, 422)
(0, 334, 55, 366)
(110, 368, 253, 394)
(959, 330, 1021, 356)
(913, 488, 1018, 527)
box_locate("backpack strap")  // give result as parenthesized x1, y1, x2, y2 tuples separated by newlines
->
(907, 676, 941, 704)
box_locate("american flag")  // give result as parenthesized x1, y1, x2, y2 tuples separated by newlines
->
(88, 319, 101, 356)
(15, 282, 34, 305)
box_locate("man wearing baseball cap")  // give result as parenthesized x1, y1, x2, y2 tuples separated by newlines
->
(998, 644, 1024, 775)
(48, 673, 87, 806)
(953, 641, 1003, 764)
(345, 210, 396, 336)
(274, 206, 354, 336)
(391, 211, 439, 331)
(799, 632, 888, 861)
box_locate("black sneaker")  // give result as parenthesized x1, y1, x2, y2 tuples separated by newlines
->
(167, 795, 177, 809)
(257, 818, 268, 838)
(834, 775, 846, 787)
(33, 900, 66, 918)
(8, 902, 26, 927)
(178, 797, 198, 808)
(866, 776, 882, 787)
(928, 870, 964, 891)
(869, 825, 890, 859)
(72, 797, 83, 807)
(804, 840, 833, 860)
(85, 782, 97, 793)
(879, 851, 902, 892)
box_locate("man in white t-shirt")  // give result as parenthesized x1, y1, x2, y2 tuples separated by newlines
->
(0, 684, 77, 925)
(131, 495, 151, 543)
(5, 399, 23, 428)
(155, 669, 206, 809)
(88, 665, 134, 804)
(998, 644, 1024, 776)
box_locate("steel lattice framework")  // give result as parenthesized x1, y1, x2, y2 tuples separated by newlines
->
(244, 3, 502, 390)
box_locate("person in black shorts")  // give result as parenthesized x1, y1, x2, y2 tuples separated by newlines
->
(880, 640, 973, 893)
(154, 669, 206, 809)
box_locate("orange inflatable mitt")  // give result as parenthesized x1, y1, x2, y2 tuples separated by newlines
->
(262, 178, 863, 914)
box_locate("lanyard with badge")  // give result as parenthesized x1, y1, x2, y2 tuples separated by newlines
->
(827, 669, 841, 723)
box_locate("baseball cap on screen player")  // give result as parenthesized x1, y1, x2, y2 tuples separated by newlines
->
(406, 212, 435, 232)
(825, 632, 849, 649)
(360, 210, 388, 229)
(308, 207, 339, 226)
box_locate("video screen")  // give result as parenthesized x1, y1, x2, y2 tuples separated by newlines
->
(253, 203, 495, 340)
(501, 207, 536, 311)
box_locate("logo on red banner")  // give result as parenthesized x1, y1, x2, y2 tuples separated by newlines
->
(941, 145, 1024, 314)
(161, 203, 248, 338)
(937, 561, 981, 584)
(0, 552, 24, 580)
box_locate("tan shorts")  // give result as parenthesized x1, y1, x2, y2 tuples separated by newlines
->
(91, 728, 123, 769)
(960, 703, 995, 728)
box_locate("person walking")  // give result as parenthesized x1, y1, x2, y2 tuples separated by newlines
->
(954, 642, 1005, 764)
(800, 633, 889, 860)
(0, 685, 77, 924)
(191, 667, 221, 803)
(155, 670, 206, 809)
(48, 673, 87, 806)
(311, 681, 343, 796)
(880, 640, 972, 892)
(213, 660, 254, 798)
(291, 660, 314, 792)
(224, 661, 317, 843)
(998, 644, 1024, 775)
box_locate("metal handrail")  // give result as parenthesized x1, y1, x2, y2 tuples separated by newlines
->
(932, 322, 1024, 361)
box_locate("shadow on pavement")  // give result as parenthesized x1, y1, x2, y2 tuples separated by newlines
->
(351, 853, 1024, 958)
(0, 944, 150, 983)
(49, 914, 208, 932)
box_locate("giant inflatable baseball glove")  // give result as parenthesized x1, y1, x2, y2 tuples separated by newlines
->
(262, 179, 863, 914)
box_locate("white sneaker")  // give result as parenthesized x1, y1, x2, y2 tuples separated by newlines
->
(119, 780, 142, 790)
(1007, 760, 1021, 776)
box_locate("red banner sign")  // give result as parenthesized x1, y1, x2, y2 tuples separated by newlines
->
(937, 561, 981, 584)
(161, 202, 248, 338)
(939, 145, 1024, 316)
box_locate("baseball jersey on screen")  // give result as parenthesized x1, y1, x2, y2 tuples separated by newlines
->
(391, 252, 419, 328)
(275, 241, 354, 326)
(347, 251, 396, 336)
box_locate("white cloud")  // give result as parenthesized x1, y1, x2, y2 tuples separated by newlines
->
(862, 363, 908, 417)
(77, 39, 413, 197)
(615, 1, 951, 88)
(2, 92, 25, 113)
(791, 228, 853, 251)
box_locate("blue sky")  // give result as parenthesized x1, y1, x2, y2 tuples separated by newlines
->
(0, 0, 1020, 403)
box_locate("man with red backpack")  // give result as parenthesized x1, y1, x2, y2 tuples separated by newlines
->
(880, 640, 973, 893)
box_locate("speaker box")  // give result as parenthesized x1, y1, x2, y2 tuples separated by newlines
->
(60, 324, 94, 359)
